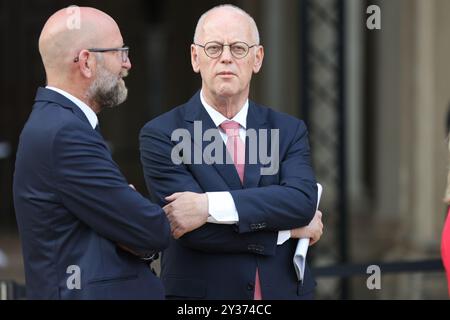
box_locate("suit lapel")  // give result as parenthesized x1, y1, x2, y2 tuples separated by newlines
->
(184, 92, 242, 190)
(243, 101, 270, 189)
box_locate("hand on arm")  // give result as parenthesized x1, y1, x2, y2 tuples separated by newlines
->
(290, 210, 323, 246)
(163, 192, 209, 239)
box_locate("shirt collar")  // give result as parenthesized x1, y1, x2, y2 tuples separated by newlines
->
(200, 90, 248, 129)
(46, 86, 98, 129)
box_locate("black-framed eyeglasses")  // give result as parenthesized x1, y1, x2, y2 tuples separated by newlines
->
(73, 46, 129, 63)
(194, 41, 258, 59)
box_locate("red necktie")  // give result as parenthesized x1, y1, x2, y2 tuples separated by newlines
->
(220, 120, 245, 181)
(220, 120, 262, 300)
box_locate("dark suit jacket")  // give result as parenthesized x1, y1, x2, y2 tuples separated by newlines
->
(139, 92, 318, 300)
(13, 88, 170, 299)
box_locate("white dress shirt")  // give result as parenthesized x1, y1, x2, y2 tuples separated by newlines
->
(46, 86, 98, 129)
(200, 91, 291, 245)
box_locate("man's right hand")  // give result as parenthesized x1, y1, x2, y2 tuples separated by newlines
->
(290, 210, 323, 246)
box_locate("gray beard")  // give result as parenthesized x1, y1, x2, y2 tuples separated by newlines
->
(88, 67, 128, 109)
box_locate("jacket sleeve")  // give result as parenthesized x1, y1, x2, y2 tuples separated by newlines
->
(140, 124, 278, 256)
(52, 122, 170, 255)
(230, 120, 318, 234)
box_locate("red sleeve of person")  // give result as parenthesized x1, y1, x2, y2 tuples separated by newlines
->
(442, 106, 450, 297)
(442, 209, 450, 297)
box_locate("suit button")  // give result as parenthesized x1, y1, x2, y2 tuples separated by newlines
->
(247, 283, 254, 291)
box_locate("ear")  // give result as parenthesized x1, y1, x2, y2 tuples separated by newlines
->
(76, 50, 94, 79)
(253, 45, 264, 74)
(191, 44, 200, 74)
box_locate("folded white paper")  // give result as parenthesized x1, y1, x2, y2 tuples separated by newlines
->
(293, 183, 322, 282)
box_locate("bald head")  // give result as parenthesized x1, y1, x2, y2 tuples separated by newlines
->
(39, 6, 122, 76)
(193, 5, 260, 45)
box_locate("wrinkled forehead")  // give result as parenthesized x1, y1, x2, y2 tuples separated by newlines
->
(199, 12, 254, 44)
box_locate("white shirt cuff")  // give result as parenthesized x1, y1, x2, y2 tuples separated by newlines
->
(206, 192, 239, 224)
(277, 230, 291, 245)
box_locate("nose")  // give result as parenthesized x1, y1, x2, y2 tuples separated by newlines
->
(123, 57, 132, 70)
(220, 45, 233, 64)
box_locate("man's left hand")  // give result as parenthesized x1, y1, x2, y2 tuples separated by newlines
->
(163, 192, 209, 239)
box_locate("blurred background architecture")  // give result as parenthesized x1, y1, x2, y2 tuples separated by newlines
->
(0, 0, 449, 299)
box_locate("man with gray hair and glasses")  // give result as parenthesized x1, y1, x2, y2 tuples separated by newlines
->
(140, 4, 323, 300)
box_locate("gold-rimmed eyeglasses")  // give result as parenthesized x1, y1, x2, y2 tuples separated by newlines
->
(194, 41, 258, 59)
